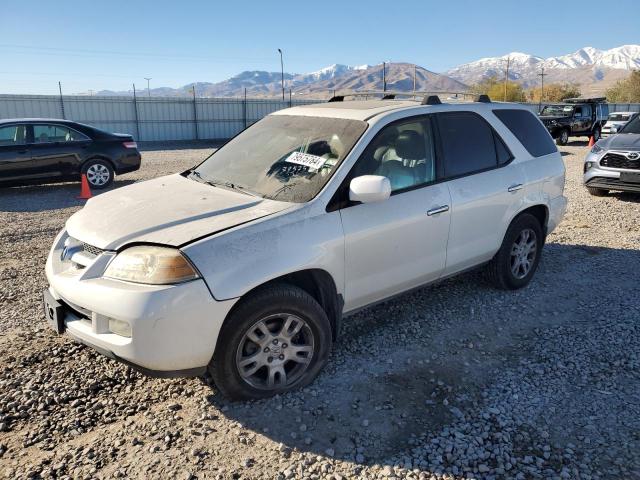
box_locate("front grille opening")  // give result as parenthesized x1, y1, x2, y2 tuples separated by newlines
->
(601, 153, 640, 170)
(82, 242, 103, 257)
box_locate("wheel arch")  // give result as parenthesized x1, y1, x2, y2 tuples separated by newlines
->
(81, 155, 116, 172)
(221, 268, 343, 341)
(515, 204, 549, 237)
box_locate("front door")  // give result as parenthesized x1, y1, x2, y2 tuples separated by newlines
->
(338, 116, 451, 311)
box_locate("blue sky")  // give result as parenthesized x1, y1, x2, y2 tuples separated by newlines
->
(1, 0, 639, 94)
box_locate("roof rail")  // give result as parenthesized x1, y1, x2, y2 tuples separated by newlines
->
(475, 94, 491, 103)
(422, 95, 442, 105)
(326, 90, 471, 103)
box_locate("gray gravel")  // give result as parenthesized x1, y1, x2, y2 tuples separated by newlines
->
(1, 141, 639, 479)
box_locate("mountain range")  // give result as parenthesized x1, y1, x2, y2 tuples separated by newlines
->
(445, 45, 640, 95)
(92, 44, 640, 99)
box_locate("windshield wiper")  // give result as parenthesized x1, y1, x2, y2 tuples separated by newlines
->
(188, 171, 261, 198)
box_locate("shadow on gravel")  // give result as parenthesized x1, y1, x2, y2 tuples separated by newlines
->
(0, 179, 136, 212)
(610, 191, 640, 203)
(205, 241, 640, 468)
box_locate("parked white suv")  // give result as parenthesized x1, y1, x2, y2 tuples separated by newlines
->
(44, 97, 567, 400)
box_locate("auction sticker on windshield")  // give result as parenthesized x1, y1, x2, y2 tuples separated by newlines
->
(285, 151, 328, 170)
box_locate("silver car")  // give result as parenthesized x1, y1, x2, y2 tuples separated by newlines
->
(584, 114, 640, 196)
(601, 112, 638, 137)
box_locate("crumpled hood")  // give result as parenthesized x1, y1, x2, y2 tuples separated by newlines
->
(598, 133, 640, 150)
(66, 174, 293, 250)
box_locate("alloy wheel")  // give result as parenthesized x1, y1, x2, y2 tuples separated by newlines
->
(86, 163, 111, 186)
(510, 228, 537, 280)
(235, 313, 315, 390)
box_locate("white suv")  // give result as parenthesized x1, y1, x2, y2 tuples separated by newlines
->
(44, 96, 567, 400)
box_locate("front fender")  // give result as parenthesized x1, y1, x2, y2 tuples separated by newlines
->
(182, 207, 345, 301)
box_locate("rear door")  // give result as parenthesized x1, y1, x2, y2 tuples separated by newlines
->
(30, 124, 91, 178)
(436, 111, 525, 275)
(0, 124, 31, 182)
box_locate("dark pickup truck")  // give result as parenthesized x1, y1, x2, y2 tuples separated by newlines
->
(538, 97, 609, 146)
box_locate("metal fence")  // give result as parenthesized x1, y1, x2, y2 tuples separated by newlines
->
(0, 94, 321, 142)
(1, 94, 639, 142)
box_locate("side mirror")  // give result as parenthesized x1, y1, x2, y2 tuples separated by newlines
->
(349, 175, 391, 203)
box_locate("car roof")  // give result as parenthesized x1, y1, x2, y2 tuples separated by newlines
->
(270, 99, 533, 122)
(271, 100, 421, 121)
(0, 118, 77, 125)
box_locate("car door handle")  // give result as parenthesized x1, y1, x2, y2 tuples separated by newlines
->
(427, 205, 449, 216)
(508, 184, 523, 192)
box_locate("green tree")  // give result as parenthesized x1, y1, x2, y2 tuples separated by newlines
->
(470, 76, 525, 102)
(606, 71, 640, 102)
(527, 83, 581, 103)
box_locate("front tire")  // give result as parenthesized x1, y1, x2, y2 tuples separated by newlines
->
(208, 284, 332, 401)
(556, 129, 569, 146)
(487, 213, 543, 290)
(587, 186, 608, 197)
(82, 159, 114, 189)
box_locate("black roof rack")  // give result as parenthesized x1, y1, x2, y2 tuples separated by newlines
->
(326, 90, 470, 103)
(475, 94, 491, 103)
(564, 97, 606, 104)
(421, 95, 442, 105)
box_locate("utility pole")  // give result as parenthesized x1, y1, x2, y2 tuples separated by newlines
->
(144, 77, 152, 97)
(413, 64, 417, 97)
(58, 81, 65, 119)
(503, 57, 510, 102)
(382, 62, 386, 92)
(537, 67, 547, 111)
(277, 48, 285, 101)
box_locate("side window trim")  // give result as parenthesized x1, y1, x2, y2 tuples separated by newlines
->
(326, 113, 438, 212)
(433, 111, 514, 183)
(0, 124, 30, 147)
(30, 124, 90, 144)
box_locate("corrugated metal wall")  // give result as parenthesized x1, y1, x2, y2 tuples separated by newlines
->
(1, 94, 639, 141)
(0, 94, 320, 142)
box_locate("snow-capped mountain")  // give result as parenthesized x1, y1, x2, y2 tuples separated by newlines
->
(295, 64, 369, 83)
(95, 63, 465, 98)
(445, 45, 640, 89)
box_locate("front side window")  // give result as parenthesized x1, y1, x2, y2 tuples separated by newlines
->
(0, 125, 27, 146)
(350, 117, 436, 192)
(437, 112, 503, 178)
(192, 115, 367, 203)
(33, 125, 88, 143)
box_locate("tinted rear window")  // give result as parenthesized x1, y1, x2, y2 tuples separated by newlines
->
(437, 112, 499, 178)
(493, 109, 557, 157)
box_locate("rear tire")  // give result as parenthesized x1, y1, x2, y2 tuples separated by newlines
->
(208, 284, 332, 401)
(556, 129, 569, 146)
(82, 159, 114, 189)
(487, 213, 543, 290)
(587, 186, 608, 197)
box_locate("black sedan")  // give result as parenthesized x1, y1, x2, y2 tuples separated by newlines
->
(0, 118, 141, 189)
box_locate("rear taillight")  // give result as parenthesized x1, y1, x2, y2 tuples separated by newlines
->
(123, 141, 138, 149)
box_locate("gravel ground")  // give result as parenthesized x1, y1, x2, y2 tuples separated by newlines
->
(1, 141, 639, 480)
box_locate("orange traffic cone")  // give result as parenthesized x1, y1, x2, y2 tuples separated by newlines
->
(588, 136, 595, 147)
(77, 174, 92, 199)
